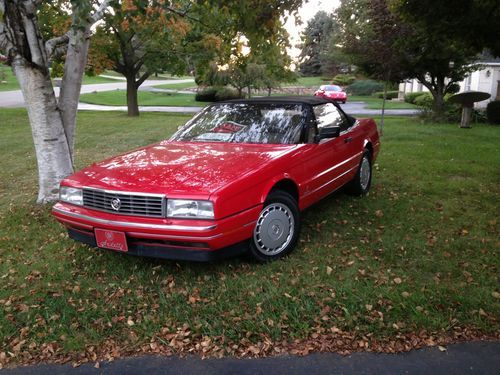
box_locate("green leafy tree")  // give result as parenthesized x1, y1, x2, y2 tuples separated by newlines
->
(336, 0, 479, 119)
(0, 0, 111, 203)
(298, 11, 335, 76)
(90, 0, 303, 116)
(392, 0, 500, 57)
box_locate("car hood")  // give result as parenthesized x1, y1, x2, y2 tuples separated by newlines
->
(65, 141, 297, 197)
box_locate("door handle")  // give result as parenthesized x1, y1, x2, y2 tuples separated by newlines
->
(344, 137, 353, 143)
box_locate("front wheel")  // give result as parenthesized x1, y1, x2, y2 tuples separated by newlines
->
(347, 150, 372, 195)
(249, 191, 300, 263)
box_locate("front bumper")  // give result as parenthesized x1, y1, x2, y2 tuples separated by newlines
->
(52, 202, 261, 261)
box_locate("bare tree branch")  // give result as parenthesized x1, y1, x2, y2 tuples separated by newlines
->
(165, 6, 209, 28)
(45, 33, 69, 59)
(135, 71, 150, 88)
(91, 0, 111, 24)
(0, 21, 14, 56)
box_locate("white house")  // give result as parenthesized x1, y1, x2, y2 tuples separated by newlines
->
(398, 59, 500, 108)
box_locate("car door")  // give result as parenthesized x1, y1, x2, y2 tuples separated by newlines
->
(297, 103, 354, 206)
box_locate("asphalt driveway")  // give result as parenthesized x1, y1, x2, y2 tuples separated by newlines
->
(2, 342, 498, 374)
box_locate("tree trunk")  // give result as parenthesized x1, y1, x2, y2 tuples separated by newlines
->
(247, 86, 251, 98)
(58, 26, 91, 161)
(13, 58, 73, 203)
(268, 87, 272, 96)
(433, 91, 445, 118)
(126, 75, 139, 116)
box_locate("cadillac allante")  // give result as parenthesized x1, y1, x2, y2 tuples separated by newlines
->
(52, 97, 380, 262)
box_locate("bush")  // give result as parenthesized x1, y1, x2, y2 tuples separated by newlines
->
(195, 86, 243, 102)
(195, 87, 218, 102)
(486, 101, 500, 124)
(332, 74, 356, 86)
(50, 61, 64, 78)
(447, 83, 461, 95)
(214, 87, 241, 101)
(404, 92, 427, 104)
(414, 93, 434, 108)
(346, 80, 384, 96)
(372, 91, 399, 100)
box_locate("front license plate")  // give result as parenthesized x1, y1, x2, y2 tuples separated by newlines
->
(94, 228, 128, 252)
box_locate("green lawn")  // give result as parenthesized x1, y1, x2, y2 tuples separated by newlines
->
(100, 70, 192, 81)
(0, 68, 125, 92)
(153, 81, 197, 90)
(349, 95, 418, 110)
(284, 76, 331, 88)
(0, 109, 498, 366)
(80, 90, 208, 107)
(0, 67, 21, 91)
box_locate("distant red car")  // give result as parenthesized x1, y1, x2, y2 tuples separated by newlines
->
(53, 97, 379, 262)
(314, 85, 348, 104)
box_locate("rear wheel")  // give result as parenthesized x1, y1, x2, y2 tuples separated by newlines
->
(347, 149, 372, 195)
(249, 191, 300, 263)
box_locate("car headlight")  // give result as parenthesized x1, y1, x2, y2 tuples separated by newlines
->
(167, 199, 214, 219)
(59, 186, 83, 206)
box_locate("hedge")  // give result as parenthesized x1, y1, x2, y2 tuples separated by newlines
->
(195, 86, 243, 102)
(346, 80, 384, 96)
(486, 101, 500, 124)
(404, 92, 427, 104)
(372, 91, 399, 100)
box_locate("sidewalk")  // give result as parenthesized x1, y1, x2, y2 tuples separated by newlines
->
(77, 101, 419, 116)
(2, 342, 498, 374)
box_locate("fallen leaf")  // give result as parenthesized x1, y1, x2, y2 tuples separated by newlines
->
(438, 345, 447, 352)
(326, 266, 333, 275)
(393, 277, 402, 284)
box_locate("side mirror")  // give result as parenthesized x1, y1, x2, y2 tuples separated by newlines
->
(315, 126, 340, 143)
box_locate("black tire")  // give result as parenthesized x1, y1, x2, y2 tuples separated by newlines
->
(347, 149, 372, 196)
(249, 191, 300, 263)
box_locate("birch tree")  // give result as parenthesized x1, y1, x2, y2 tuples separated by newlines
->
(0, 0, 109, 203)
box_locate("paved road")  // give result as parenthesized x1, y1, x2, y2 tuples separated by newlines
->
(2, 342, 498, 374)
(76, 101, 418, 116)
(0, 79, 418, 116)
(0, 79, 194, 108)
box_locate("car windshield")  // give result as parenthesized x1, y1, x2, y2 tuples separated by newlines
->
(321, 85, 342, 92)
(170, 103, 306, 144)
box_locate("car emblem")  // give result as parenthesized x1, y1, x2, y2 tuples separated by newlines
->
(110, 197, 121, 211)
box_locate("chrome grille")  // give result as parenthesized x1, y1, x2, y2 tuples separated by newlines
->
(82, 188, 165, 218)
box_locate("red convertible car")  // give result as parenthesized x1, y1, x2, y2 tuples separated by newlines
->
(314, 85, 348, 104)
(52, 97, 380, 262)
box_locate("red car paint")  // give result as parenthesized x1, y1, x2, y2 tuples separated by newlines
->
(314, 85, 348, 103)
(52, 97, 380, 261)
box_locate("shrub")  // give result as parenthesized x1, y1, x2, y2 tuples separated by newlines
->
(414, 93, 434, 108)
(372, 91, 399, 100)
(195, 86, 243, 102)
(195, 87, 218, 102)
(332, 74, 356, 86)
(447, 83, 461, 95)
(404, 92, 427, 104)
(50, 61, 64, 78)
(346, 80, 383, 96)
(214, 87, 241, 101)
(486, 101, 500, 124)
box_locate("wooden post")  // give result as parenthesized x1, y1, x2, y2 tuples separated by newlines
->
(460, 105, 473, 128)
